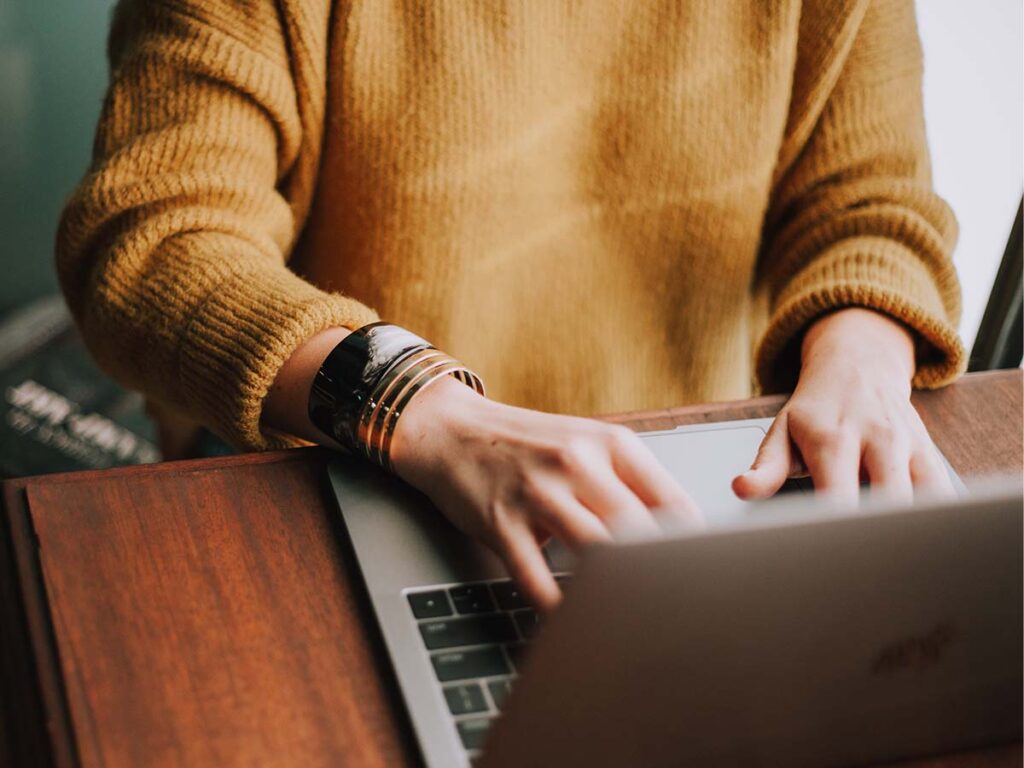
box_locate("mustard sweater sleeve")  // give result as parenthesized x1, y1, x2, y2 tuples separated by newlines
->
(754, 0, 964, 394)
(55, 0, 377, 450)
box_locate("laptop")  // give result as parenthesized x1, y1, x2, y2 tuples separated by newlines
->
(326, 418, 1022, 767)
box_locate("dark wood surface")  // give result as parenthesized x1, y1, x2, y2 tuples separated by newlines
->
(2, 370, 1021, 767)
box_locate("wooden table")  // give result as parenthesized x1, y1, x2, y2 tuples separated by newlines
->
(2, 370, 1021, 768)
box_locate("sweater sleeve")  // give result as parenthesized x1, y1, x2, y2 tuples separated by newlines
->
(55, 0, 378, 450)
(753, 0, 964, 394)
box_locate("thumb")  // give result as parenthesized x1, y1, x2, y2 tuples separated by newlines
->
(733, 412, 793, 500)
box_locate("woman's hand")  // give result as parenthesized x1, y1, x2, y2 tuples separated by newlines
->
(734, 307, 953, 505)
(390, 376, 701, 611)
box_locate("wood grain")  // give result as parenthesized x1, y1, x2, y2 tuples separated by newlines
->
(2, 370, 1020, 767)
(24, 455, 418, 768)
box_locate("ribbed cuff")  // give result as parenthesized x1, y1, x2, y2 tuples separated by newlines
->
(755, 238, 966, 394)
(178, 261, 379, 451)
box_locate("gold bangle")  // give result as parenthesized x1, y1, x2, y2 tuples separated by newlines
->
(388, 360, 483, 459)
(372, 359, 468, 468)
(358, 350, 483, 470)
(354, 347, 484, 469)
(358, 348, 449, 454)
(362, 354, 453, 464)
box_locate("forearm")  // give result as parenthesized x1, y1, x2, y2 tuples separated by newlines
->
(262, 327, 352, 448)
(754, 0, 962, 395)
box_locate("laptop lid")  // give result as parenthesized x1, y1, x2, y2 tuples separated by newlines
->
(481, 483, 1023, 767)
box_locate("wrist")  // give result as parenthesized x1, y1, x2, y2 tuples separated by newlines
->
(390, 374, 491, 479)
(263, 327, 352, 447)
(801, 308, 916, 384)
(304, 322, 486, 470)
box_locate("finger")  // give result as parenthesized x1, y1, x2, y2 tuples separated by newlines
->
(574, 469, 660, 538)
(495, 524, 561, 612)
(733, 412, 796, 500)
(800, 428, 861, 505)
(608, 431, 703, 525)
(904, 411, 957, 498)
(535, 490, 614, 550)
(862, 438, 913, 504)
(910, 446, 956, 498)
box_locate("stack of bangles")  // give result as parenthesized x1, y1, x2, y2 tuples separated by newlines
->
(308, 322, 485, 471)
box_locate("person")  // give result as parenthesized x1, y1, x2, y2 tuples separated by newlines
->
(56, 0, 964, 610)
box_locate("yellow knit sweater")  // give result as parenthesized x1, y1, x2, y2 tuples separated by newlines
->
(56, 0, 964, 451)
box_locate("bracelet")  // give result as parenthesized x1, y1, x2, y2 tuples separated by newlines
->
(308, 323, 484, 469)
(308, 322, 431, 452)
(360, 348, 484, 470)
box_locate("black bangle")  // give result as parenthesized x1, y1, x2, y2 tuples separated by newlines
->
(308, 322, 431, 453)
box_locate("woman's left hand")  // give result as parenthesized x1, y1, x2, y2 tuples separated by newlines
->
(733, 307, 954, 505)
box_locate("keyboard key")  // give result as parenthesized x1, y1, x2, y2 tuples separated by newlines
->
(504, 643, 526, 671)
(443, 683, 488, 715)
(419, 615, 517, 650)
(781, 476, 813, 494)
(457, 718, 493, 751)
(407, 590, 452, 619)
(449, 584, 495, 614)
(431, 647, 510, 682)
(488, 679, 514, 711)
(490, 580, 529, 610)
(513, 609, 540, 640)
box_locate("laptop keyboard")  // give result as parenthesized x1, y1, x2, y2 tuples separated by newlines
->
(406, 576, 567, 760)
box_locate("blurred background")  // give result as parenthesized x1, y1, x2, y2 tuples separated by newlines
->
(0, 0, 1020, 476)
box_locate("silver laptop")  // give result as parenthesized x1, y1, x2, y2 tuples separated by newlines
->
(326, 418, 1022, 767)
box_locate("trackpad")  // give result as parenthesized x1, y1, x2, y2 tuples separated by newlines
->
(640, 425, 767, 526)
(544, 425, 772, 570)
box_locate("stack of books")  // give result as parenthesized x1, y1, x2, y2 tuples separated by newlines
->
(0, 296, 161, 478)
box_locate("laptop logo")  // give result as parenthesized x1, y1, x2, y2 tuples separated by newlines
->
(871, 623, 956, 675)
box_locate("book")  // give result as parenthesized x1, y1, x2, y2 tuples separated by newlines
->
(0, 295, 161, 478)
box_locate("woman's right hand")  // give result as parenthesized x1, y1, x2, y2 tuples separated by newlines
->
(390, 376, 702, 611)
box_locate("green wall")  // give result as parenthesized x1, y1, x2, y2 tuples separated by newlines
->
(0, 0, 117, 315)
